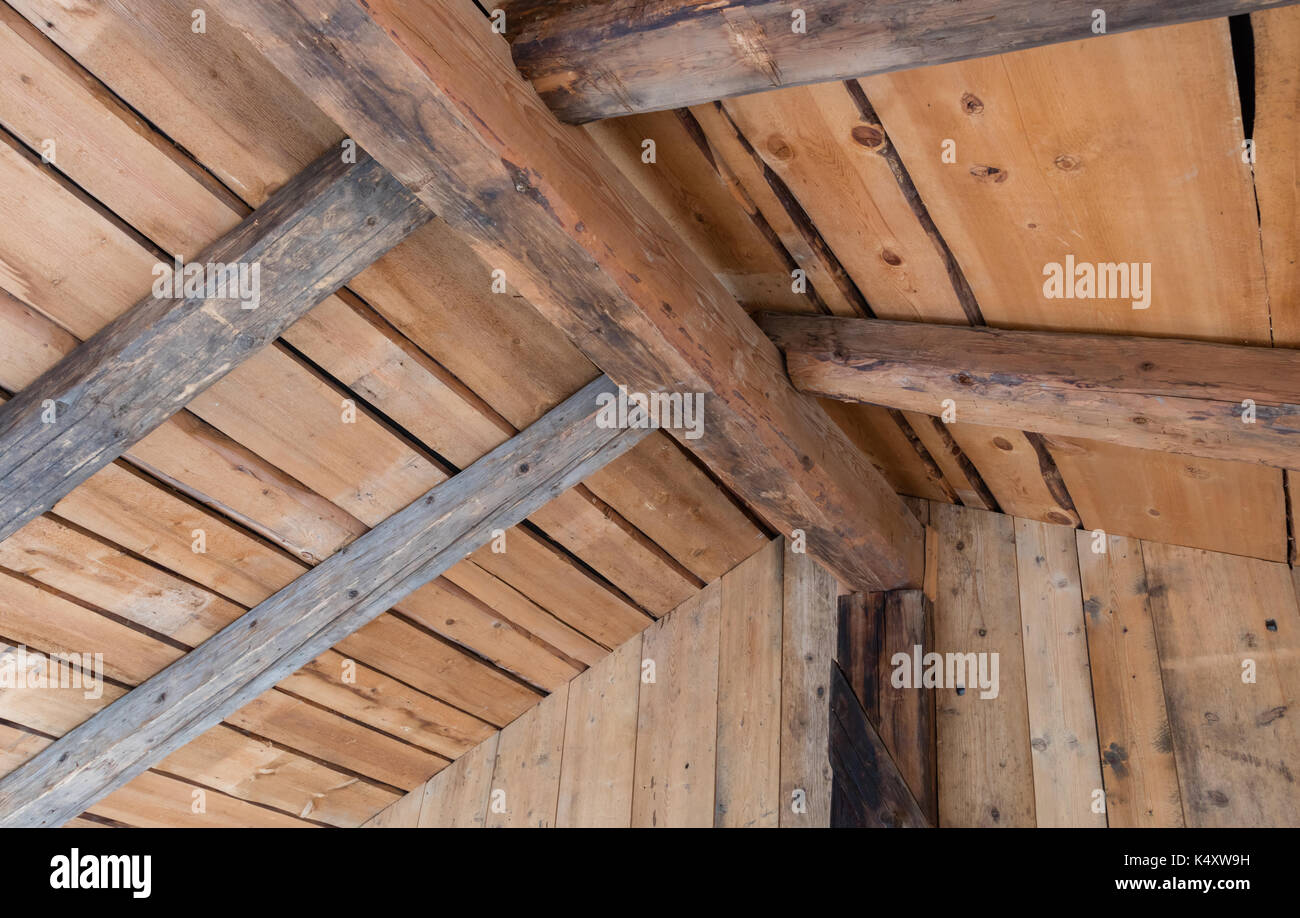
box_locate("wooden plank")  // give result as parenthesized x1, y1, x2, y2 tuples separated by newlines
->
(417, 734, 500, 828)
(1076, 532, 1184, 827)
(0, 376, 649, 826)
(213, 0, 924, 592)
(6, 0, 769, 588)
(932, 503, 1036, 826)
(828, 664, 930, 827)
(878, 590, 939, 824)
(1014, 519, 1106, 827)
(779, 541, 836, 827)
(1047, 437, 1287, 562)
(1142, 541, 1300, 826)
(556, 633, 643, 827)
(836, 592, 884, 722)
(1254, 5, 1300, 346)
(720, 84, 970, 323)
(632, 581, 721, 827)
(363, 787, 424, 828)
(485, 684, 569, 828)
(864, 21, 1271, 344)
(0, 12, 679, 656)
(0, 148, 429, 543)
(715, 537, 783, 827)
(499, 0, 1297, 123)
(763, 314, 1300, 469)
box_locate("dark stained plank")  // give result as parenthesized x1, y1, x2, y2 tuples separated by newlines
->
(836, 592, 884, 722)
(499, 0, 1298, 122)
(0, 376, 650, 827)
(210, 0, 924, 592)
(763, 314, 1300, 468)
(829, 663, 930, 828)
(0, 148, 430, 543)
(878, 590, 939, 825)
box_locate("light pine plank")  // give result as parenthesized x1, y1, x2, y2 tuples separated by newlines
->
(486, 684, 569, 828)
(556, 633, 643, 827)
(1253, 5, 1300, 346)
(1142, 541, 1300, 826)
(715, 537, 783, 827)
(779, 541, 837, 827)
(632, 580, 721, 827)
(1076, 532, 1184, 827)
(1046, 438, 1287, 562)
(932, 503, 1035, 827)
(1014, 520, 1106, 827)
(417, 733, 499, 828)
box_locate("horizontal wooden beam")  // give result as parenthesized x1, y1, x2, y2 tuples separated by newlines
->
(762, 314, 1300, 468)
(499, 0, 1298, 123)
(210, 0, 923, 591)
(0, 376, 649, 827)
(0, 148, 430, 544)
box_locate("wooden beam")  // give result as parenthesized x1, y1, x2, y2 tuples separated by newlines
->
(498, 0, 1298, 123)
(0, 149, 430, 544)
(210, 0, 923, 591)
(762, 314, 1300, 468)
(829, 663, 930, 828)
(0, 376, 649, 827)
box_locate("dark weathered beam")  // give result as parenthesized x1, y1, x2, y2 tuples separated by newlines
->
(762, 314, 1300, 468)
(0, 148, 430, 544)
(499, 0, 1299, 123)
(0, 376, 648, 827)
(211, 0, 923, 591)
(829, 662, 930, 828)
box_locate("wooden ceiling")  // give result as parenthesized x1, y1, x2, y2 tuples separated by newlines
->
(0, 0, 1295, 826)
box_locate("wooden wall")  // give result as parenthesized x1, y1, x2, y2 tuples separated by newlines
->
(919, 502, 1300, 827)
(365, 538, 844, 828)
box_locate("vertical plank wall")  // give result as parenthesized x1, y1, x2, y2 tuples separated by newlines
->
(368, 507, 1300, 828)
(365, 537, 839, 827)
(929, 504, 1300, 827)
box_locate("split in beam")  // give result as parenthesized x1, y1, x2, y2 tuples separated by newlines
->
(761, 314, 1300, 468)
(211, 0, 922, 592)
(498, 0, 1299, 123)
(0, 148, 431, 544)
(0, 376, 650, 827)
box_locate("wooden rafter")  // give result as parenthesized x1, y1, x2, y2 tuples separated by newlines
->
(0, 148, 430, 544)
(0, 376, 650, 827)
(498, 0, 1299, 123)
(762, 314, 1300, 467)
(209, 0, 924, 592)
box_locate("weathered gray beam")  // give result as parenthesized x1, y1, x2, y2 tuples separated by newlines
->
(0, 375, 649, 827)
(762, 313, 1300, 467)
(0, 148, 431, 544)
(500, 0, 1300, 123)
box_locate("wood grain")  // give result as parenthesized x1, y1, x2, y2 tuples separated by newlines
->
(1075, 532, 1184, 827)
(212, 0, 923, 592)
(763, 314, 1300, 469)
(779, 541, 836, 826)
(1014, 519, 1106, 826)
(715, 537, 783, 827)
(498, 0, 1295, 122)
(0, 377, 649, 826)
(0, 149, 428, 543)
(632, 581, 721, 827)
(932, 503, 1035, 826)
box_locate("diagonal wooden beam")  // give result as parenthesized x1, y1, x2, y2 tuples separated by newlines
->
(0, 375, 649, 827)
(210, 0, 923, 592)
(762, 314, 1300, 467)
(0, 148, 431, 544)
(499, 0, 1300, 123)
